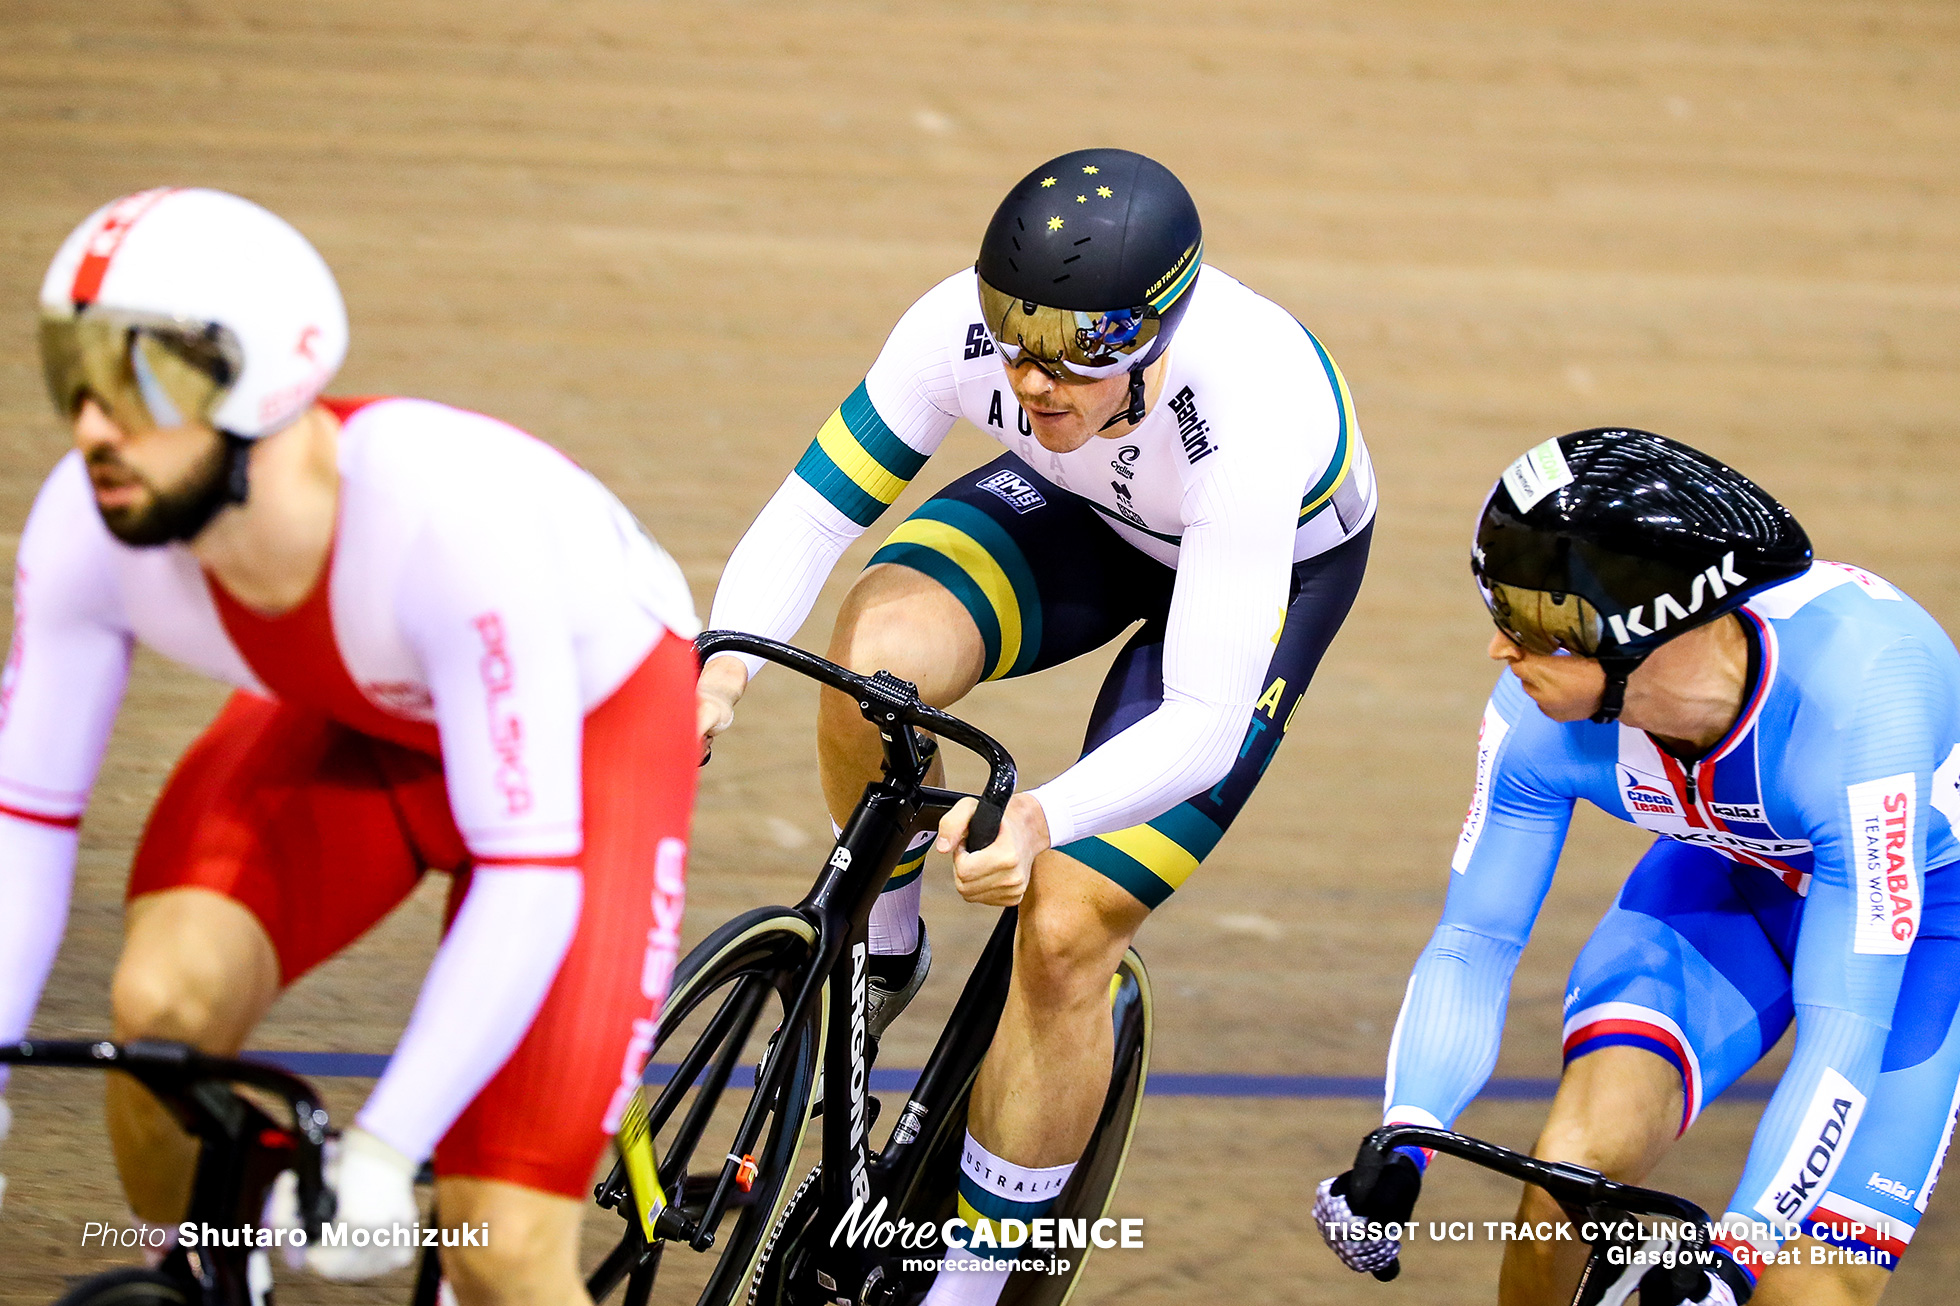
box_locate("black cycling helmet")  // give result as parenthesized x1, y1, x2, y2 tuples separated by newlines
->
(1473, 427, 1812, 723)
(976, 148, 1202, 427)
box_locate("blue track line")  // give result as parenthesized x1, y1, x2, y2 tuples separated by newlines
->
(238, 1052, 1774, 1102)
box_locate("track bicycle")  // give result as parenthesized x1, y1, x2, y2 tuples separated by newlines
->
(1, 1038, 334, 1306)
(558, 631, 1153, 1306)
(1347, 1124, 1747, 1305)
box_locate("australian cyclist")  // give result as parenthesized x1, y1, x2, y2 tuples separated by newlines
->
(699, 148, 1376, 1304)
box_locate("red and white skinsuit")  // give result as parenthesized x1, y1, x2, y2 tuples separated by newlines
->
(0, 396, 700, 1195)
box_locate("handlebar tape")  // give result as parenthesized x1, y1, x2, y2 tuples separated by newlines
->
(968, 800, 1004, 852)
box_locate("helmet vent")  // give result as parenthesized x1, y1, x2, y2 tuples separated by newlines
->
(1062, 255, 1081, 265)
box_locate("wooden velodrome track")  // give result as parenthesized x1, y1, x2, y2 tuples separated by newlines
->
(2, 1, 1958, 1301)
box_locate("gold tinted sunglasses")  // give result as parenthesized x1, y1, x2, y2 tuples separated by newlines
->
(977, 276, 1165, 381)
(39, 308, 241, 433)
(1481, 580, 1606, 657)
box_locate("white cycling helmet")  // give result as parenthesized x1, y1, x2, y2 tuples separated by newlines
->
(38, 187, 347, 439)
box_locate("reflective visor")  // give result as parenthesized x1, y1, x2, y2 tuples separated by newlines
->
(977, 275, 1163, 380)
(38, 308, 240, 432)
(1481, 579, 1606, 656)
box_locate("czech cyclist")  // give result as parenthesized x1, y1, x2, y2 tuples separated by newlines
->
(699, 148, 1376, 1304)
(1316, 428, 1960, 1306)
(0, 188, 701, 1305)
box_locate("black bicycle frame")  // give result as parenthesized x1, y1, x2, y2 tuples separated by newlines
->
(684, 632, 1019, 1295)
(1, 1039, 333, 1301)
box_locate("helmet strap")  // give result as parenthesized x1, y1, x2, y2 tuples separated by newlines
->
(222, 432, 252, 506)
(1098, 365, 1148, 432)
(1591, 656, 1643, 725)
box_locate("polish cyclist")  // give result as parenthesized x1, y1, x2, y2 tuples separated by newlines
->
(0, 188, 701, 1305)
(1317, 428, 1960, 1306)
(698, 147, 1376, 1304)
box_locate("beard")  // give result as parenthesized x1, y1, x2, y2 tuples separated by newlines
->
(89, 438, 236, 547)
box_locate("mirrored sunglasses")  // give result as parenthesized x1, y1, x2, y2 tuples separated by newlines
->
(39, 308, 240, 433)
(1481, 579, 1606, 657)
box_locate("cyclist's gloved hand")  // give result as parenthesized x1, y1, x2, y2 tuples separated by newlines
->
(268, 1126, 420, 1280)
(1314, 1150, 1422, 1278)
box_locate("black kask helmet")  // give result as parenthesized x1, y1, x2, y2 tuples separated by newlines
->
(1472, 427, 1812, 723)
(976, 148, 1203, 427)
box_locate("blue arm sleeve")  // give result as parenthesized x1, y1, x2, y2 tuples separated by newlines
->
(1384, 679, 1575, 1129)
(1724, 636, 1946, 1232)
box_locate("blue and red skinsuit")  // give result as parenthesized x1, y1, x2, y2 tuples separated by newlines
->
(1385, 562, 1960, 1274)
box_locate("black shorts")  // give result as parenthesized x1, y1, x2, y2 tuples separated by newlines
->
(868, 452, 1370, 908)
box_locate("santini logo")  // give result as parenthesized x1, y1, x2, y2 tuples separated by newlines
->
(1167, 386, 1217, 464)
(1607, 554, 1747, 645)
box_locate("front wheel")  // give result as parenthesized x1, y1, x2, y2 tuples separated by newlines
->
(587, 906, 826, 1306)
(49, 1268, 190, 1306)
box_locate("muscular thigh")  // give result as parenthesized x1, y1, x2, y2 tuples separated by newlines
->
(1563, 839, 1799, 1134)
(113, 889, 280, 1050)
(831, 561, 991, 707)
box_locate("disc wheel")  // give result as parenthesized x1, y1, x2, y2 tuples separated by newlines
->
(1002, 947, 1152, 1306)
(587, 907, 826, 1306)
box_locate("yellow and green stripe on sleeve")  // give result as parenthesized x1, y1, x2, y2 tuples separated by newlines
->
(1298, 325, 1358, 525)
(792, 381, 930, 527)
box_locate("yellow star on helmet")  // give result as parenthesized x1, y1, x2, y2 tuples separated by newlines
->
(1076, 194, 1087, 203)
(1047, 216, 1064, 230)
(1040, 176, 1057, 187)
(1097, 186, 1113, 198)
(1082, 165, 1100, 174)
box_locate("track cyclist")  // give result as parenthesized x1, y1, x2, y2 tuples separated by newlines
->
(1316, 427, 1960, 1306)
(698, 147, 1376, 1304)
(0, 188, 701, 1305)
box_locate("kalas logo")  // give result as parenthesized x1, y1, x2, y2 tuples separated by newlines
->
(1607, 554, 1746, 645)
(1868, 1172, 1916, 1204)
